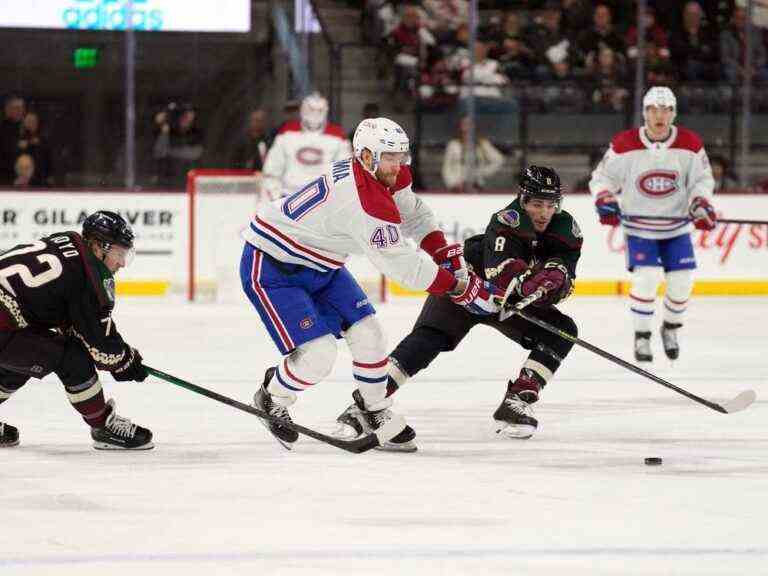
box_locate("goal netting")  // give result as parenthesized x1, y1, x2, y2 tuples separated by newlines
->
(186, 169, 387, 303)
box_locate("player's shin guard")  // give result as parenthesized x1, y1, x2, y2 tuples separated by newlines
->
(629, 266, 659, 333)
(660, 270, 692, 360)
(64, 375, 109, 428)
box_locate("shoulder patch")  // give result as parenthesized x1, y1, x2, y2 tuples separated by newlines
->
(497, 209, 520, 228)
(103, 278, 115, 303)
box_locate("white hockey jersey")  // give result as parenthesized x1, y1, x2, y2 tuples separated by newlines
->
(589, 126, 715, 239)
(242, 159, 456, 294)
(261, 120, 352, 199)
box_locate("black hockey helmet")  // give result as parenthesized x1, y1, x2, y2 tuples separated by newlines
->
(518, 165, 563, 210)
(82, 211, 135, 250)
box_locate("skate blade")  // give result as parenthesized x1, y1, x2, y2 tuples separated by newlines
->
(0, 440, 20, 448)
(493, 421, 535, 440)
(93, 441, 154, 450)
(255, 415, 294, 451)
(375, 440, 418, 453)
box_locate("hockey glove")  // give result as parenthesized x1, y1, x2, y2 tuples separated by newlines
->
(689, 196, 717, 231)
(520, 260, 571, 307)
(485, 257, 529, 293)
(112, 347, 148, 382)
(449, 272, 502, 316)
(595, 191, 621, 226)
(432, 243, 468, 278)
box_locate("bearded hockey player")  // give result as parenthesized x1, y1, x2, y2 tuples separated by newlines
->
(589, 86, 716, 362)
(261, 92, 351, 200)
(240, 117, 501, 449)
(0, 211, 151, 449)
(336, 166, 581, 449)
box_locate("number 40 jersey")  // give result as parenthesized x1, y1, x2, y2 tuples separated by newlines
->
(242, 158, 456, 294)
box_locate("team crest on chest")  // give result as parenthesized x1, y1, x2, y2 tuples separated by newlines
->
(497, 209, 520, 228)
(636, 170, 679, 198)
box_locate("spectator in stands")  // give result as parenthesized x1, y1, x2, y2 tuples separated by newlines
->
(626, 6, 670, 63)
(153, 102, 204, 189)
(231, 109, 269, 172)
(441, 116, 505, 192)
(585, 46, 630, 112)
(17, 111, 53, 186)
(560, 0, 592, 42)
(13, 153, 41, 188)
(710, 154, 739, 192)
(420, 56, 460, 108)
(574, 4, 626, 72)
(525, 0, 572, 80)
(720, 6, 768, 83)
(423, 0, 468, 40)
(670, 1, 720, 82)
(388, 5, 437, 107)
(460, 41, 510, 104)
(0, 94, 25, 185)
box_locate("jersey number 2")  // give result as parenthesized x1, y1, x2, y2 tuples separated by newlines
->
(0, 240, 63, 294)
(281, 176, 330, 221)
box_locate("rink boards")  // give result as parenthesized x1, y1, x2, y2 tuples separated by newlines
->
(0, 190, 766, 296)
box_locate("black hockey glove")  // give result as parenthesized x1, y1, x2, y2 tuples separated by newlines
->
(112, 346, 148, 382)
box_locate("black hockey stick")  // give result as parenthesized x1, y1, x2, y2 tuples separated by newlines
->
(501, 310, 756, 414)
(622, 214, 768, 226)
(146, 366, 381, 453)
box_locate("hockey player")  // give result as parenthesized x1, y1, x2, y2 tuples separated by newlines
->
(336, 166, 581, 448)
(261, 92, 351, 200)
(0, 211, 152, 449)
(589, 86, 716, 362)
(240, 117, 501, 448)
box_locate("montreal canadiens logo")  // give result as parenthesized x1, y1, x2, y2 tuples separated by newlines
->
(636, 170, 679, 197)
(296, 147, 324, 166)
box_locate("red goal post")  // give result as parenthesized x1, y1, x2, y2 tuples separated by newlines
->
(186, 169, 387, 303)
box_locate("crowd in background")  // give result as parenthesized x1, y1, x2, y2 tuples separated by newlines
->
(0, 95, 54, 188)
(368, 0, 766, 113)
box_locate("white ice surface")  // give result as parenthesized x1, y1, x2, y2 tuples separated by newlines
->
(2, 296, 766, 575)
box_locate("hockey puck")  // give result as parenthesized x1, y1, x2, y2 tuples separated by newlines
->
(644, 457, 663, 466)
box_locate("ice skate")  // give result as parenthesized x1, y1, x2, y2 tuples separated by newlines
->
(345, 389, 416, 452)
(91, 399, 153, 450)
(634, 331, 653, 362)
(660, 322, 681, 360)
(253, 366, 299, 448)
(334, 398, 417, 453)
(0, 422, 19, 447)
(493, 374, 540, 439)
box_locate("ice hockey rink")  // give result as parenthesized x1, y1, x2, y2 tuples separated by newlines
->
(2, 295, 766, 575)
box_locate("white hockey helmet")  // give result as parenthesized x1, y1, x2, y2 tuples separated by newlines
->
(642, 86, 677, 124)
(352, 117, 410, 174)
(300, 92, 328, 132)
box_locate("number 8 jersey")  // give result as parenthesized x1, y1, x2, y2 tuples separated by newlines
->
(242, 158, 456, 294)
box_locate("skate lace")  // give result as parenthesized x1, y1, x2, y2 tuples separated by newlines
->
(107, 413, 137, 439)
(368, 408, 391, 428)
(635, 337, 651, 355)
(504, 396, 534, 418)
(268, 401, 293, 423)
(661, 328, 678, 349)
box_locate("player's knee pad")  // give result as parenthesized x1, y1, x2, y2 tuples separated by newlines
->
(55, 339, 97, 390)
(287, 334, 338, 384)
(630, 266, 660, 301)
(664, 269, 694, 301)
(343, 315, 387, 362)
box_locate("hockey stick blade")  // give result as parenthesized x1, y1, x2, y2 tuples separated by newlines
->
(718, 389, 757, 414)
(505, 311, 757, 415)
(146, 367, 381, 454)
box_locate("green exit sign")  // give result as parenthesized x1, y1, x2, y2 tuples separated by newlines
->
(74, 47, 99, 69)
